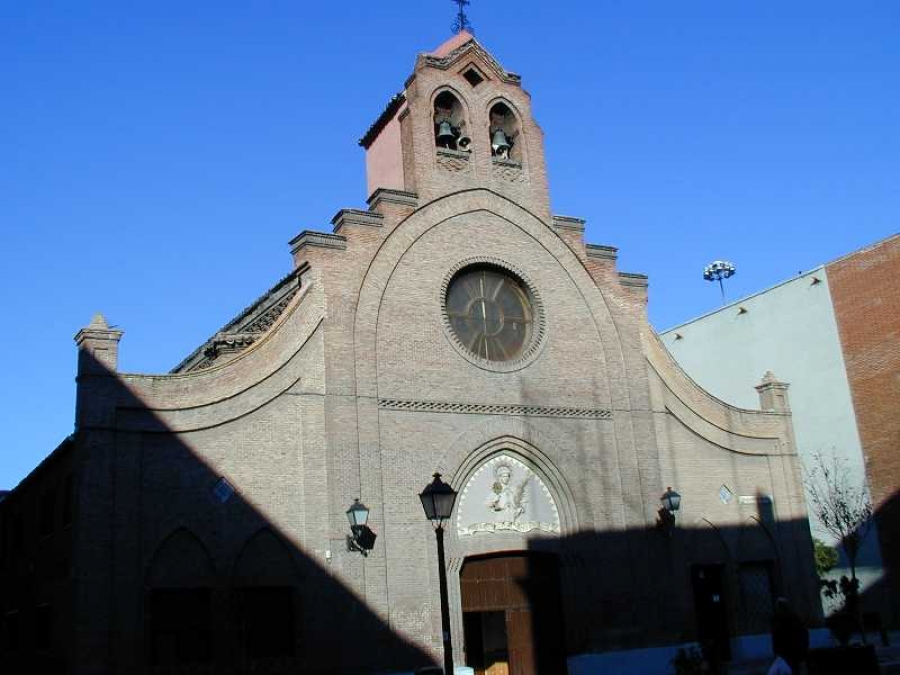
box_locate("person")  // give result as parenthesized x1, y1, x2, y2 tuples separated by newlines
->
(771, 597, 809, 674)
(486, 463, 528, 523)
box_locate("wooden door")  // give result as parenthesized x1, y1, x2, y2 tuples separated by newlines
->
(460, 553, 566, 675)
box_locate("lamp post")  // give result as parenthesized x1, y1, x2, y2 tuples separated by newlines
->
(419, 473, 458, 675)
(657, 486, 682, 536)
(703, 260, 737, 304)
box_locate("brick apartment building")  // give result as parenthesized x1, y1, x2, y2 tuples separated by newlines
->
(829, 234, 900, 624)
(1, 33, 821, 674)
(662, 233, 900, 627)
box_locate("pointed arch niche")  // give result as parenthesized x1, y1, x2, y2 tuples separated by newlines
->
(456, 454, 560, 537)
(146, 527, 215, 589)
(231, 528, 301, 662)
(488, 100, 522, 162)
(447, 435, 577, 559)
(145, 528, 215, 668)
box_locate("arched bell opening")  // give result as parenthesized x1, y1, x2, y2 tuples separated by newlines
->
(433, 90, 470, 152)
(488, 101, 521, 162)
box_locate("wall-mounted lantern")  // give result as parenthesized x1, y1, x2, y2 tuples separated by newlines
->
(346, 498, 377, 556)
(657, 486, 682, 536)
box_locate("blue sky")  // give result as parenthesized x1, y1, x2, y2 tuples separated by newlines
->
(1, 2, 897, 488)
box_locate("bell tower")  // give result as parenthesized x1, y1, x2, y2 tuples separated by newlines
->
(360, 32, 552, 222)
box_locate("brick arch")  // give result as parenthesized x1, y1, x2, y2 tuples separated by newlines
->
(231, 527, 301, 587)
(486, 97, 527, 164)
(434, 420, 580, 538)
(687, 518, 734, 564)
(437, 423, 581, 666)
(352, 188, 630, 411)
(146, 527, 215, 588)
(431, 86, 472, 128)
(736, 515, 780, 563)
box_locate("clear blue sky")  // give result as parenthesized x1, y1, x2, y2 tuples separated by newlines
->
(1, 2, 897, 489)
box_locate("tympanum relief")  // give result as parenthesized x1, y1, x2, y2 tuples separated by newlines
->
(456, 454, 561, 536)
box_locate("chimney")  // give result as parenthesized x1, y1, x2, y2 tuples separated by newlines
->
(74, 313, 123, 375)
(755, 371, 790, 413)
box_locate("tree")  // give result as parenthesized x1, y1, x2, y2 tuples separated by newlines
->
(804, 451, 873, 644)
(813, 537, 839, 578)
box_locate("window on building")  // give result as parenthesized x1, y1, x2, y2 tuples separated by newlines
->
(148, 588, 212, 666)
(39, 487, 56, 538)
(236, 586, 295, 660)
(463, 66, 485, 87)
(35, 604, 51, 652)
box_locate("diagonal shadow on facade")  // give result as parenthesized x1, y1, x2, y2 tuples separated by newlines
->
(0, 351, 436, 675)
(1, 348, 896, 674)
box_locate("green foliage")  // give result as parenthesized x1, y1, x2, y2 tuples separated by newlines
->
(814, 537, 839, 577)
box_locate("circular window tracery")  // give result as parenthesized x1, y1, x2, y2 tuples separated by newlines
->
(440, 259, 546, 372)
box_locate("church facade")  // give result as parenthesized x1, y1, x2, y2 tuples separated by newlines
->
(1, 33, 820, 674)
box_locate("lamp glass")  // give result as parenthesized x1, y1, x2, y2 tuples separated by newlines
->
(419, 492, 437, 521)
(419, 473, 457, 523)
(662, 488, 681, 513)
(346, 499, 370, 528)
(433, 490, 457, 520)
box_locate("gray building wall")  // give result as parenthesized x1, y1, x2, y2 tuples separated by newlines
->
(660, 267, 884, 610)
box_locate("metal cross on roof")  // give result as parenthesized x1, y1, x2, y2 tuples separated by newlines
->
(452, 0, 474, 34)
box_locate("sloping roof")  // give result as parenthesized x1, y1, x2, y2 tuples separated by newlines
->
(170, 267, 305, 373)
(429, 30, 475, 58)
(0, 436, 74, 504)
(420, 33, 521, 85)
(359, 93, 406, 149)
(359, 33, 523, 150)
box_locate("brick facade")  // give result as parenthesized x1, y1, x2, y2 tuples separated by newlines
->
(0, 438, 75, 672)
(827, 234, 900, 625)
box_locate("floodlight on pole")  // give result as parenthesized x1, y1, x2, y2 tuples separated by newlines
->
(703, 260, 736, 304)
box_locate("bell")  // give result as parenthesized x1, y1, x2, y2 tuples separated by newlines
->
(491, 129, 511, 157)
(436, 120, 456, 147)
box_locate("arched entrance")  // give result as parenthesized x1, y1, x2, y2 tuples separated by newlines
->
(460, 552, 566, 675)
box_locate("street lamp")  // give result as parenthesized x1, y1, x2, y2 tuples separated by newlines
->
(346, 498, 377, 556)
(419, 473, 458, 675)
(657, 486, 682, 536)
(703, 260, 737, 304)
(661, 487, 682, 514)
